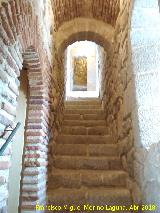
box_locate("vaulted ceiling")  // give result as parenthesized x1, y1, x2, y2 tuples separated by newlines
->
(52, 0, 120, 30)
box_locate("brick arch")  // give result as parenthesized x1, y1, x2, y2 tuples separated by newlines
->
(0, 1, 54, 212)
(55, 18, 115, 58)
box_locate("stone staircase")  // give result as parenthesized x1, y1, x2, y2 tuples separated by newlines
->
(47, 99, 132, 212)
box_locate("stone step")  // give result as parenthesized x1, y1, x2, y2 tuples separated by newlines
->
(47, 187, 131, 208)
(65, 99, 101, 106)
(54, 143, 118, 156)
(65, 104, 102, 110)
(61, 126, 108, 135)
(64, 109, 104, 115)
(49, 169, 128, 189)
(53, 156, 122, 170)
(64, 113, 105, 120)
(63, 120, 106, 127)
(57, 135, 114, 144)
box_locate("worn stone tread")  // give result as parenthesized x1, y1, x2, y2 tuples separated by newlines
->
(64, 113, 105, 120)
(65, 99, 101, 106)
(47, 187, 132, 206)
(61, 126, 108, 135)
(48, 99, 132, 210)
(49, 169, 128, 189)
(54, 143, 118, 156)
(53, 156, 122, 170)
(63, 120, 106, 127)
(64, 109, 104, 114)
(65, 104, 102, 109)
(57, 135, 114, 144)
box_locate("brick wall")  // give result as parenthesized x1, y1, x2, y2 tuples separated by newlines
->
(0, 0, 64, 212)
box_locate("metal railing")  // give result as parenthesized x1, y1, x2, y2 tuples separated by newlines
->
(0, 91, 64, 156)
(0, 122, 21, 156)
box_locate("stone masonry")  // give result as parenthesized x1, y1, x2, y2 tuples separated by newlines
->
(99, 0, 141, 204)
(0, 0, 160, 212)
(48, 99, 132, 212)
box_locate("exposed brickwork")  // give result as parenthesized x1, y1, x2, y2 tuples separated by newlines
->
(52, 0, 120, 30)
(52, 0, 83, 30)
(92, 0, 119, 26)
(1, 0, 158, 211)
(0, 0, 64, 212)
(20, 49, 52, 210)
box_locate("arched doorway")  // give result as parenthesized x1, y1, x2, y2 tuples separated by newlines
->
(65, 41, 100, 98)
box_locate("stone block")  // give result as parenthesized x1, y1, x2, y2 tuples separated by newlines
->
(88, 126, 108, 135)
(53, 156, 121, 170)
(50, 171, 81, 189)
(87, 188, 131, 206)
(88, 144, 118, 156)
(134, 160, 144, 187)
(122, 155, 128, 171)
(57, 135, 114, 144)
(118, 138, 129, 156)
(54, 144, 87, 156)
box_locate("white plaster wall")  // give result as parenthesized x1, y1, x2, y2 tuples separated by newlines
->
(131, 0, 160, 148)
(8, 71, 27, 213)
(131, 0, 160, 209)
(97, 46, 106, 100)
(87, 55, 97, 91)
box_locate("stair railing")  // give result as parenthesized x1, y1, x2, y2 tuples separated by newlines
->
(0, 122, 21, 156)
